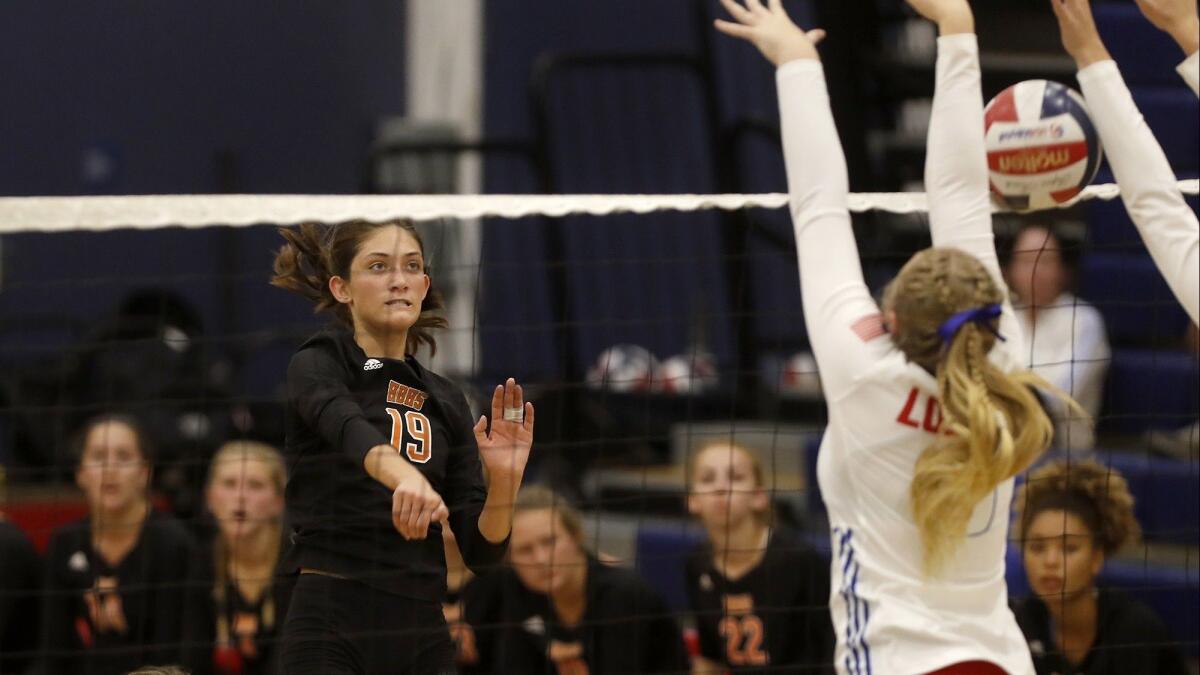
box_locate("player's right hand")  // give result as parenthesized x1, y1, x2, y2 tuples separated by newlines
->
(714, 0, 825, 67)
(392, 471, 449, 540)
(904, 0, 975, 35)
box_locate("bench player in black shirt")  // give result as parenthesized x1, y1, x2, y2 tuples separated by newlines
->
(1012, 459, 1188, 675)
(271, 219, 534, 674)
(41, 413, 195, 675)
(496, 485, 689, 674)
(685, 441, 833, 673)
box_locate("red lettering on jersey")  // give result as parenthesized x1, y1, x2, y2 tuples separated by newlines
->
(897, 387, 921, 428)
(923, 396, 943, 433)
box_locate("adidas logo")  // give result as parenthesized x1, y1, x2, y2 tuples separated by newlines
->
(363, 359, 383, 371)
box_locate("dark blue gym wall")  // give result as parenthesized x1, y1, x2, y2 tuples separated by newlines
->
(0, 1, 407, 196)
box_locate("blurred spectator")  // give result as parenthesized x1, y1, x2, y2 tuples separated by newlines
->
(41, 414, 194, 675)
(1012, 459, 1188, 674)
(685, 441, 833, 673)
(1006, 224, 1110, 451)
(1, 465, 40, 675)
(183, 441, 291, 675)
(493, 485, 688, 674)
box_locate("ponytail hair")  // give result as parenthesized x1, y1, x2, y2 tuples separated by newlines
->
(883, 247, 1084, 576)
(271, 219, 447, 356)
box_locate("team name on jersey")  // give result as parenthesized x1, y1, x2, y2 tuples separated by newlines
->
(386, 381, 428, 411)
(896, 386, 944, 434)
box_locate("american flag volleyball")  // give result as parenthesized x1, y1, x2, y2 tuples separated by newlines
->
(984, 79, 1103, 211)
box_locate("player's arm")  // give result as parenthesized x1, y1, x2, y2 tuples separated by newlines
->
(287, 349, 448, 539)
(910, 0, 1027, 362)
(1133, 0, 1200, 94)
(469, 379, 534, 545)
(717, 0, 884, 399)
(1053, 0, 1200, 323)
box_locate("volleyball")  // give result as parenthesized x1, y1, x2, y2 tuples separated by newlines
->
(984, 79, 1103, 211)
(586, 344, 659, 392)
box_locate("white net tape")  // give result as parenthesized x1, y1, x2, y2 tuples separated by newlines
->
(1, 180, 1197, 232)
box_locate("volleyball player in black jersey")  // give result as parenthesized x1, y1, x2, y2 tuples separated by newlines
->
(685, 442, 833, 673)
(271, 219, 534, 675)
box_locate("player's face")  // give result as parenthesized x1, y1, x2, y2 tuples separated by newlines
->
(688, 445, 767, 528)
(1022, 509, 1104, 602)
(334, 225, 431, 337)
(206, 455, 283, 542)
(509, 508, 585, 595)
(75, 421, 150, 516)
(1007, 227, 1066, 308)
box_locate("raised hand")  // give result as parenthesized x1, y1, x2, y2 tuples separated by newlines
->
(473, 378, 534, 488)
(714, 0, 826, 67)
(904, 0, 975, 35)
(1134, 0, 1200, 55)
(1050, 0, 1113, 68)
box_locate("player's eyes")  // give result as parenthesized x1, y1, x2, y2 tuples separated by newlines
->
(368, 261, 387, 272)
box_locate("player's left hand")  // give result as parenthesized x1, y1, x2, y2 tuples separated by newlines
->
(1050, 0, 1113, 68)
(474, 378, 534, 485)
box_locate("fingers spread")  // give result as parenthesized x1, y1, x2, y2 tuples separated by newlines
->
(719, 0, 755, 23)
(523, 402, 536, 434)
(715, 18, 755, 38)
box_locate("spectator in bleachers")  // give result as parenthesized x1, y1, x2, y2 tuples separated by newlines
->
(1, 467, 40, 675)
(1012, 458, 1188, 674)
(40, 413, 195, 675)
(494, 485, 688, 674)
(684, 441, 833, 673)
(1006, 223, 1109, 451)
(182, 441, 291, 675)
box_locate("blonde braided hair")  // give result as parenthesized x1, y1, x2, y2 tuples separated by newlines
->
(883, 248, 1085, 576)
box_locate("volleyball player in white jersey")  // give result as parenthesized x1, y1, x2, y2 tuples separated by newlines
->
(1051, 0, 1199, 324)
(716, 1, 1080, 672)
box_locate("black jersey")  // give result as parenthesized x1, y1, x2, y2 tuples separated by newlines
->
(684, 527, 834, 673)
(282, 326, 507, 600)
(1013, 588, 1188, 675)
(41, 510, 195, 675)
(0, 519, 40, 675)
(493, 556, 689, 674)
(182, 539, 294, 675)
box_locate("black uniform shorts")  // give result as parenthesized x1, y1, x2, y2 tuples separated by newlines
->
(281, 572, 457, 675)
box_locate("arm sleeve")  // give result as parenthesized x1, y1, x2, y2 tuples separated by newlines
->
(924, 34, 1026, 365)
(443, 393, 509, 573)
(287, 348, 389, 467)
(1179, 51, 1199, 96)
(1078, 60, 1200, 324)
(777, 58, 884, 400)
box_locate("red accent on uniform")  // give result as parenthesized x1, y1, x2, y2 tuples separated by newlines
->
(897, 387, 921, 428)
(922, 397, 943, 433)
(986, 141, 1089, 175)
(926, 660, 1008, 675)
(74, 616, 93, 648)
(851, 313, 886, 342)
(984, 87, 1019, 128)
(1050, 187, 1082, 204)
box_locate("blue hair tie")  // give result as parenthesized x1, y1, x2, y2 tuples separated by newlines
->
(937, 303, 1006, 344)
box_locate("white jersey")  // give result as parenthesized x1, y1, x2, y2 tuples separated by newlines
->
(1014, 293, 1109, 451)
(1178, 51, 1199, 97)
(777, 36, 1034, 674)
(1077, 59, 1199, 324)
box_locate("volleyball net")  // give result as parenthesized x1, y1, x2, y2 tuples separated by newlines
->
(0, 186, 1196, 669)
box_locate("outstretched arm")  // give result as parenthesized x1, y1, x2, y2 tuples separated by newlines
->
(717, 0, 884, 400)
(910, 0, 1025, 363)
(1053, 0, 1200, 322)
(1133, 0, 1200, 93)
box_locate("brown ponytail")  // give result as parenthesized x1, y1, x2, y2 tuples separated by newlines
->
(271, 219, 447, 356)
(883, 247, 1084, 576)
